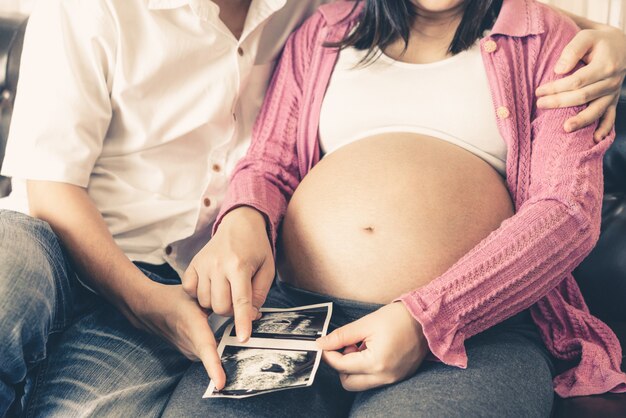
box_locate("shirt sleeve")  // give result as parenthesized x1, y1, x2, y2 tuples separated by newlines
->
(1, 0, 116, 187)
(396, 16, 615, 370)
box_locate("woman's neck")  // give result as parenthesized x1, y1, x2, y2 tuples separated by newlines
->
(384, 4, 464, 65)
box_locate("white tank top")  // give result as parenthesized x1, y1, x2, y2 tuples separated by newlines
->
(319, 42, 507, 175)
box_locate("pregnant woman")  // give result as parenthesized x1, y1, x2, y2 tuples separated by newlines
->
(166, 0, 626, 416)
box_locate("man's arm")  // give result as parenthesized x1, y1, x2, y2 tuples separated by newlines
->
(2, 0, 226, 388)
(537, 5, 626, 141)
(27, 181, 227, 388)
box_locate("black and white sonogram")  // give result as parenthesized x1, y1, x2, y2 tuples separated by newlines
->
(218, 346, 316, 396)
(230, 306, 328, 340)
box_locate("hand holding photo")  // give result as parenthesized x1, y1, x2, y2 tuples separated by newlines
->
(204, 303, 332, 399)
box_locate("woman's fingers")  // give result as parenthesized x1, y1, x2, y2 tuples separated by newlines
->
(323, 349, 369, 374)
(250, 258, 274, 313)
(195, 269, 212, 309)
(210, 273, 232, 316)
(317, 318, 368, 351)
(564, 94, 615, 132)
(181, 265, 199, 299)
(228, 266, 255, 343)
(537, 77, 617, 109)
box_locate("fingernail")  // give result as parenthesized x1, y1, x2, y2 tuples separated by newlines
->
(564, 122, 575, 132)
(536, 87, 546, 96)
(537, 98, 547, 108)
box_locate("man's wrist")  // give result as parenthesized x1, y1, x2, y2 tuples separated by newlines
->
(108, 270, 162, 327)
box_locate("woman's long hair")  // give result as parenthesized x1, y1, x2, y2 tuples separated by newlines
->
(329, 0, 504, 63)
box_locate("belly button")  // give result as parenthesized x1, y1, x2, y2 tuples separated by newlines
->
(363, 226, 375, 233)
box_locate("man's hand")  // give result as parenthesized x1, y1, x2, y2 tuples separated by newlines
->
(316, 302, 429, 391)
(134, 283, 227, 390)
(182, 206, 274, 343)
(536, 26, 626, 142)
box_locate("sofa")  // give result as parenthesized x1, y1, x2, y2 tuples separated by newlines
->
(1, 12, 625, 418)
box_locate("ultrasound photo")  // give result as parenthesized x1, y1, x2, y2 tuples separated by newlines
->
(204, 303, 332, 399)
(215, 346, 316, 396)
(230, 306, 328, 341)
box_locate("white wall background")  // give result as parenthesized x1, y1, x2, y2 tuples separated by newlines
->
(0, 0, 35, 15)
(0, 0, 625, 31)
(540, 0, 625, 30)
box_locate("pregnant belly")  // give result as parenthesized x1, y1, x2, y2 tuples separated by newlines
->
(276, 133, 514, 304)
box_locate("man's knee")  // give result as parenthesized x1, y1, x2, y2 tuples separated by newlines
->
(0, 210, 68, 308)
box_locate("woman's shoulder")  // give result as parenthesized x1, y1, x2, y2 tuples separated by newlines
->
(284, 0, 359, 57)
(295, 1, 359, 37)
(316, 0, 360, 24)
(532, 0, 579, 47)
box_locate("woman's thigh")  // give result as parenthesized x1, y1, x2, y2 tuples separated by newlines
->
(350, 325, 555, 418)
(163, 360, 353, 418)
(162, 281, 367, 418)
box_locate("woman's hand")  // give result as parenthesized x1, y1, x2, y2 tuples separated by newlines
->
(182, 206, 275, 343)
(535, 26, 626, 142)
(317, 302, 429, 391)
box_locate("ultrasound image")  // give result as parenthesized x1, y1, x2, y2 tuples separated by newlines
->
(230, 307, 328, 340)
(218, 346, 316, 396)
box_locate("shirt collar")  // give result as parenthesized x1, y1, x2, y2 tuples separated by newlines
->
(146, 0, 219, 21)
(146, 0, 287, 21)
(490, 0, 545, 38)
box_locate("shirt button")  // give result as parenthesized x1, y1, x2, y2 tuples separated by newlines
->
(497, 106, 510, 120)
(212, 163, 222, 173)
(484, 40, 497, 53)
(203, 197, 211, 207)
(165, 245, 173, 255)
(237, 47, 244, 56)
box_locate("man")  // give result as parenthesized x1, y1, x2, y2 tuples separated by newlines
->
(0, 0, 624, 416)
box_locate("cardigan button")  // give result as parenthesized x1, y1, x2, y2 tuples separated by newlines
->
(497, 106, 511, 120)
(484, 40, 498, 53)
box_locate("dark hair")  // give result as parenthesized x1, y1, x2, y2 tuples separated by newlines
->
(330, 0, 503, 63)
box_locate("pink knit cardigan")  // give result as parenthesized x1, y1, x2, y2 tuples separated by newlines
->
(214, 0, 626, 397)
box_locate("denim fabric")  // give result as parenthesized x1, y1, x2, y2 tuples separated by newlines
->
(163, 280, 555, 418)
(0, 210, 190, 417)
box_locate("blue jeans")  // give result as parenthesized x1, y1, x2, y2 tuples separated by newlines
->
(0, 210, 190, 417)
(163, 280, 556, 418)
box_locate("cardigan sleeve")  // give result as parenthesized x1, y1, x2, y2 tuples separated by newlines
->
(211, 12, 325, 247)
(397, 16, 615, 369)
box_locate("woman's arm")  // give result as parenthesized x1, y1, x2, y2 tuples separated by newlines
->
(537, 8, 626, 140)
(210, 13, 321, 245)
(396, 17, 618, 373)
(181, 12, 325, 342)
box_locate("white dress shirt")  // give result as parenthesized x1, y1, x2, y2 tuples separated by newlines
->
(1, 0, 328, 274)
